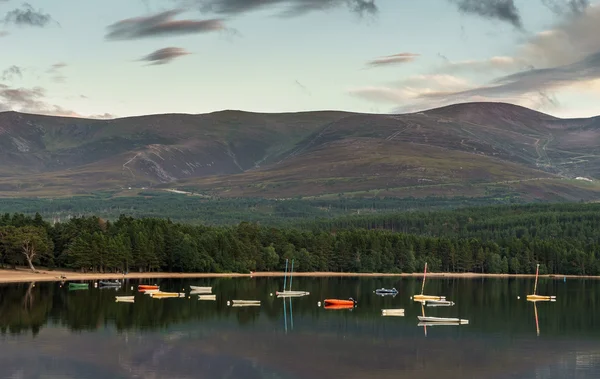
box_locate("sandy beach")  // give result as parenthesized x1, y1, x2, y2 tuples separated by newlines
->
(0, 267, 598, 284)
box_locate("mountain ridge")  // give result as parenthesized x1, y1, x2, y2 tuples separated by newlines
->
(1, 102, 599, 200)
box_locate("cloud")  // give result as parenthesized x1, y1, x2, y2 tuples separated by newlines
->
(0, 31, 8, 37)
(1, 65, 23, 81)
(448, 0, 522, 29)
(106, 10, 225, 40)
(191, 0, 378, 17)
(542, 0, 589, 16)
(139, 47, 191, 65)
(2, 3, 56, 27)
(366, 53, 419, 67)
(438, 56, 532, 74)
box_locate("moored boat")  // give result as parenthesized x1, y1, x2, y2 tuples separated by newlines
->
(374, 288, 398, 294)
(151, 292, 185, 298)
(323, 298, 357, 307)
(138, 284, 159, 290)
(425, 300, 455, 307)
(68, 283, 89, 289)
(99, 280, 121, 287)
(190, 286, 212, 292)
(115, 296, 135, 301)
(417, 316, 468, 324)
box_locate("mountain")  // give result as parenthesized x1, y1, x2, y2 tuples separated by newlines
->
(1, 102, 599, 200)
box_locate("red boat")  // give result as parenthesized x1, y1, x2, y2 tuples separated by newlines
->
(323, 298, 357, 307)
(324, 304, 355, 310)
(138, 285, 159, 290)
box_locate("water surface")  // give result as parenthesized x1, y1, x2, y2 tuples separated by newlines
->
(1, 277, 598, 378)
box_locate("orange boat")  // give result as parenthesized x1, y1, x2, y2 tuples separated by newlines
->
(323, 298, 356, 307)
(138, 285, 159, 290)
(324, 304, 355, 310)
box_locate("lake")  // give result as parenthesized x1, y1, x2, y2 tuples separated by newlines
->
(0, 276, 599, 378)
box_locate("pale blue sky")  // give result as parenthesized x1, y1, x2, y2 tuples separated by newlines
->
(1, 0, 600, 118)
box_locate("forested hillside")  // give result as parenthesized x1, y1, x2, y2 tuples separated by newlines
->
(1, 202, 599, 275)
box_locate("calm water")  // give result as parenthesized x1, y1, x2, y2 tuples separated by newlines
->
(0, 276, 599, 379)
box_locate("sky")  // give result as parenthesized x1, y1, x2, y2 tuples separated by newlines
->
(1, 0, 600, 119)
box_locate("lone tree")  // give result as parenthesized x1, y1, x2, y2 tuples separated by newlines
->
(0, 226, 53, 272)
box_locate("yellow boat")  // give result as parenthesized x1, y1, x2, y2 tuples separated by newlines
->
(151, 292, 185, 298)
(526, 264, 556, 302)
(413, 262, 447, 302)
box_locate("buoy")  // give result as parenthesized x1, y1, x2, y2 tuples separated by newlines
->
(317, 301, 321, 307)
(409, 296, 413, 300)
(130, 286, 133, 290)
(270, 293, 273, 296)
(517, 296, 520, 299)
(227, 301, 231, 306)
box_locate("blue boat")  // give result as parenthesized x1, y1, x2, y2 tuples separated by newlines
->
(374, 287, 398, 296)
(99, 280, 121, 287)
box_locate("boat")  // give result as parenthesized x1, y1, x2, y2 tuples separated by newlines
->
(231, 300, 261, 305)
(418, 321, 469, 326)
(142, 289, 160, 295)
(413, 262, 447, 302)
(381, 308, 405, 317)
(375, 288, 398, 294)
(276, 259, 310, 297)
(417, 316, 468, 324)
(198, 294, 216, 301)
(68, 283, 89, 289)
(323, 298, 357, 307)
(115, 296, 134, 301)
(99, 280, 121, 287)
(138, 284, 159, 290)
(526, 264, 557, 302)
(190, 286, 212, 292)
(425, 300, 455, 307)
(151, 292, 185, 298)
(231, 303, 261, 307)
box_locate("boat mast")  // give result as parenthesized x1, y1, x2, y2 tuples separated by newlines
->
(283, 259, 289, 292)
(533, 263, 539, 296)
(289, 259, 294, 291)
(421, 262, 428, 296)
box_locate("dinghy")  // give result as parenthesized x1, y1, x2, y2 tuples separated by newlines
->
(138, 284, 159, 290)
(115, 296, 134, 301)
(323, 298, 356, 307)
(418, 320, 469, 326)
(425, 300, 455, 307)
(381, 308, 405, 317)
(99, 280, 121, 287)
(276, 259, 310, 297)
(417, 316, 468, 324)
(198, 294, 216, 301)
(190, 286, 212, 292)
(527, 264, 557, 302)
(375, 288, 398, 294)
(151, 292, 185, 298)
(413, 262, 447, 302)
(231, 300, 261, 305)
(68, 283, 89, 290)
(324, 304, 355, 310)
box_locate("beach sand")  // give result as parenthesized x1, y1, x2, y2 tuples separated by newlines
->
(0, 267, 597, 284)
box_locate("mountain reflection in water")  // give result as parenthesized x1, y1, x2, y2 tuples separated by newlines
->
(0, 277, 599, 378)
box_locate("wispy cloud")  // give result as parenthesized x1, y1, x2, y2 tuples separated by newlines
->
(140, 47, 191, 65)
(2, 3, 56, 27)
(542, 0, 589, 16)
(106, 10, 225, 40)
(366, 53, 419, 67)
(438, 56, 532, 74)
(189, 0, 378, 17)
(448, 0, 522, 29)
(45, 62, 67, 83)
(0, 31, 8, 37)
(1, 65, 23, 81)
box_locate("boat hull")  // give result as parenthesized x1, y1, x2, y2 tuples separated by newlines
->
(413, 295, 445, 302)
(417, 316, 468, 324)
(527, 295, 556, 302)
(324, 299, 356, 306)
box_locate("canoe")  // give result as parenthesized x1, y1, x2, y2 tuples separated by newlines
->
(231, 303, 261, 307)
(417, 316, 468, 323)
(198, 294, 216, 301)
(190, 286, 212, 292)
(527, 295, 556, 302)
(115, 296, 134, 301)
(99, 281, 121, 287)
(276, 291, 310, 297)
(138, 285, 159, 290)
(413, 294, 446, 302)
(324, 304, 355, 310)
(323, 299, 356, 306)
(425, 300, 455, 307)
(418, 321, 469, 326)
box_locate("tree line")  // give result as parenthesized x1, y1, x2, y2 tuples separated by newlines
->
(1, 202, 599, 275)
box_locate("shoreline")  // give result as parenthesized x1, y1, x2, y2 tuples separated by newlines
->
(0, 268, 598, 284)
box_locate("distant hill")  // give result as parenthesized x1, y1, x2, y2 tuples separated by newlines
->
(1, 102, 599, 200)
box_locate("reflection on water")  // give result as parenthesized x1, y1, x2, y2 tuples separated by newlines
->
(0, 277, 599, 378)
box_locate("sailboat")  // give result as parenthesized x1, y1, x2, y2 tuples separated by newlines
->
(417, 303, 468, 329)
(276, 259, 309, 297)
(413, 262, 447, 302)
(526, 264, 557, 302)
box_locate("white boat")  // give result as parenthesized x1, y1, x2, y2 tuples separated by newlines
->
(425, 300, 455, 307)
(231, 303, 261, 307)
(418, 321, 468, 326)
(190, 286, 212, 292)
(198, 294, 216, 301)
(116, 296, 135, 301)
(276, 291, 310, 297)
(381, 308, 405, 317)
(143, 289, 160, 295)
(231, 300, 260, 305)
(417, 316, 468, 324)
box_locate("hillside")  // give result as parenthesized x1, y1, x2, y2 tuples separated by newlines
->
(1, 102, 600, 200)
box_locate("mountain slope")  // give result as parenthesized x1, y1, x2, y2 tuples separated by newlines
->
(0, 102, 599, 199)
